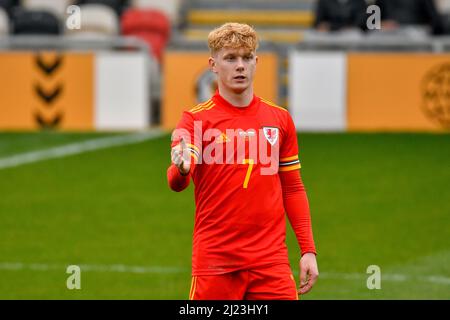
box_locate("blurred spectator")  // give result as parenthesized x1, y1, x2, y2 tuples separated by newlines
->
(314, 0, 368, 32)
(376, 0, 445, 34)
(74, 0, 129, 16)
(22, 0, 74, 20)
(435, 0, 450, 33)
(0, 0, 20, 17)
(12, 8, 61, 35)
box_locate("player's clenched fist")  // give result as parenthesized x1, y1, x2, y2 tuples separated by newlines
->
(171, 138, 191, 175)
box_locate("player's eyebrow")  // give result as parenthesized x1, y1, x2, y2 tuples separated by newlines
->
(223, 52, 254, 59)
(223, 53, 236, 59)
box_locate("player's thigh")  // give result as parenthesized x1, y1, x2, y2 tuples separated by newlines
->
(245, 264, 298, 300)
(189, 271, 248, 300)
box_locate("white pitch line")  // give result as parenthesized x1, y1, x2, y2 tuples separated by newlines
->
(425, 276, 450, 285)
(303, 271, 450, 285)
(0, 262, 186, 274)
(0, 130, 164, 170)
(0, 262, 449, 286)
(313, 271, 407, 282)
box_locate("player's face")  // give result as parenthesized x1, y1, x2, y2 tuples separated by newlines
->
(209, 47, 258, 94)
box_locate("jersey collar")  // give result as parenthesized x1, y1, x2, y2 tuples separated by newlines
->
(212, 91, 260, 115)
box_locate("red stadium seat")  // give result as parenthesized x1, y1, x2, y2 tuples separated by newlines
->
(128, 30, 166, 61)
(121, 8, 170, 36)
(121, 8, 171, 61)
(131, 0, 181, 27)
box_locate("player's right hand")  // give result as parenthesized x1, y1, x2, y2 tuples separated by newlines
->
(171, 138, 191, 175)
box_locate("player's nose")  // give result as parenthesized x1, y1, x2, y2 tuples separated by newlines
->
(236, 57, 245, 70)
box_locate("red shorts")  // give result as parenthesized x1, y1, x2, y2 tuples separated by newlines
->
(189, 263, 298, 300)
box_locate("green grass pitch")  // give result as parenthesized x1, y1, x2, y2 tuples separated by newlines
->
(0, 131, 449, 299)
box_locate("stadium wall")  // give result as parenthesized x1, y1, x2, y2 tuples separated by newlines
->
(0, 51, 150, 131)
(289, 51, 347, 132)
(289, 51, 450, 132)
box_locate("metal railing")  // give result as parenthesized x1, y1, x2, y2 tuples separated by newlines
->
(0, 35, 152, 53)
(298, 29, 450, 52)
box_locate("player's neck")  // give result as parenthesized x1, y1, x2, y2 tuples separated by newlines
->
(218, 87, 254, 107)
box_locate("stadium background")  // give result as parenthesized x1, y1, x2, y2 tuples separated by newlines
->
(0, 0, 449, 299)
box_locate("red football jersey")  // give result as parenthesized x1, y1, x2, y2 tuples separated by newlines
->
(171, 92, 304, 276)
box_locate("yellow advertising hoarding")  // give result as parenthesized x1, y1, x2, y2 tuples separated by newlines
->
(347, 54, 450, 132)
(0, 52, 94, 130)
(162, 51, 278, 130)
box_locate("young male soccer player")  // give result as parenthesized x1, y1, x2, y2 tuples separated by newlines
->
(167, 23, 318, 300)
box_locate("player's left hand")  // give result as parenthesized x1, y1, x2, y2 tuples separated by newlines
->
(298, 252, 319, 295)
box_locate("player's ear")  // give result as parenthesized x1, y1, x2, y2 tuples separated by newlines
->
(209, 57, 217, 73)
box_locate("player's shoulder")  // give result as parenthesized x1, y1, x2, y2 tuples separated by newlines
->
(186, 98, 216, 115)
(259, 97, 289, 114)
(259, 97, 294, 133)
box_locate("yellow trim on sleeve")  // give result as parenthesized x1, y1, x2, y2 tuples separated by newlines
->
(280, 155, 299, 162)
(279, 163, 301, 172)
(190, 152, 198, 162)
(187, 143, 200, 153)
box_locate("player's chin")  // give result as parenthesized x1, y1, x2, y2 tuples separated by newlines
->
(229, 83, 249, 94)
